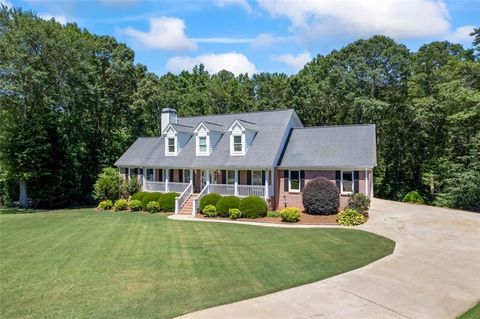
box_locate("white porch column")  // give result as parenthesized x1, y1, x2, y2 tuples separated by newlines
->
(206, 169, 210, 184)
(165, 169, 169, 192)
(365, 168, 368, 197)
(234, 170, 239, 196)
(264, 169, 269, 200)
(142, 167, 146, 191)
(190, 169, 193, 185)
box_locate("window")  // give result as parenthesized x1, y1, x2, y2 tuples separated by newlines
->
(167, 138, 175, 153)
(183, 170, 191, 183)
(341, 171, 354, 193)
(198, 136, 207, 153)
(129, 168, 137, 176)
(227, 170, 235, 184)
(233, 135, 242, 152)
(289, 170, 300, 192)
(146, 169, 154, 181)
(252, 170, 263, 186)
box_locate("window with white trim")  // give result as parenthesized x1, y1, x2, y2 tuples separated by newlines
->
(252, 170, 263, 186)
(289, 170, 300, 192)
(146, 168, 154, 181)
(198, 136, 207, 154)
(183, 170, 191, 183)
(233, 135, 242, 152)
(227, 170, 235, 184)
(341, 171, 354, 193)
(167, 138, 175, 153)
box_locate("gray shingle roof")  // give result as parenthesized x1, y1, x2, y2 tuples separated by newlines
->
(279, 125, 377, 168)
(115, 109, 300, 168)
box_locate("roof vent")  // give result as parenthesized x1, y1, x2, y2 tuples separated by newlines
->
(161, 108, 177, 135)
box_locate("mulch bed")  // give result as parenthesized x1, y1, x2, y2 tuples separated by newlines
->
(195, 212, 339, 225)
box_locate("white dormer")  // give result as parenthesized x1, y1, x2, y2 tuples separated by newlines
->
(193, 121, 223, 156)
(227, 119, 257, 156)
(163, 123, 193, 156)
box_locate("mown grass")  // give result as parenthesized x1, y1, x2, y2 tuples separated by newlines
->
(0, 208, 394, 318)
(458, 302, 480, 319)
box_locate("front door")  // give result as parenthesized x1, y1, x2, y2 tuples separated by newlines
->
(193, 169, 209, 193)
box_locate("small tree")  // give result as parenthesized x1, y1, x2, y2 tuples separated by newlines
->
(302, 177, 340, 215)
(93, 168, 121, 201)
(121, 177, 141, 198)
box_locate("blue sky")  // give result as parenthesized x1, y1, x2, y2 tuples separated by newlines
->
(4, 0, 479, 76)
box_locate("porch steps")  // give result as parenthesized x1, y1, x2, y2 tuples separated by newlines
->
(178, 193, 199, 215)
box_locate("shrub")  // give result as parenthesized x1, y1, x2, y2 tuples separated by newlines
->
(203, 204, 217, 217)
(98, 200, 113, 210)
(216, 196, 240, 217)
(229, 208, 242, 220)
(93, 167, 121, 201)
(128, 199, 142, 211)
(302, 177, 340, 215)
(280, 207, 301, 223)
(158, 192, 179, 212)
(267, 210, 280, 218)
(239, 196, 268, 218)
(141, 192, 162, 210)
(131, 192, 148, 201)
(347, 193, 371, 214)
(337, 208, 366, 226)
(121, 178, 141, 197)
(114, 199, 128, 211)
(200, 193, 222, 211)
(403, 191, 424, 204)
(146, 201, 160, 213)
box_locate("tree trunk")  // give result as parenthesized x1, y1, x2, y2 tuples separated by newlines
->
(19, 180, 28, 207)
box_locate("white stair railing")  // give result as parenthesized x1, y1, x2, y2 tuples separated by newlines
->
(192, 183, 209, 216)
(175, 181, 193, 214)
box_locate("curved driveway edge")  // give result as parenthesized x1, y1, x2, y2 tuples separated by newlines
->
(175, 199, 480, 319)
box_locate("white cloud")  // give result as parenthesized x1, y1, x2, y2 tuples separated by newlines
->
(215, 0, 252, 13)
(273, 51, 311, 71)
(445, 25, 475, 45)
(0, 0, 12, 8)
(167, 52, 257, 75)
(257, 0, 451, 41)
(120, 17, 197, 51)
(39, 14, 69, 25)
(250, 33, 291, 47)
(193, 33, 290, 46)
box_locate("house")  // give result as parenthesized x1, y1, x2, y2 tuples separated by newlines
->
(115, 108, 376, 215)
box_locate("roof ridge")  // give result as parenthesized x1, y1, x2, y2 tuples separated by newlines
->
(293, 124, 375, 129)
(179, 108, 294, 120)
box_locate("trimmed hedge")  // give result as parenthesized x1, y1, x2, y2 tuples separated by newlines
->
(203, 205, 217, 217)
(216, 196, 240, 217)
(337, 208, 366, 226)
(131, 192, 148, 201)
(147, 201, 160, 213)
(280, 207, 301, 223)
(239, 196, 268, 218)
(229, 208, 242, 220)
(403, 191, 424, 204)
(98, 200, 113, 210)
(128, 199, 142, 211)
(114, 199, 128, 211)
(141, 192, 163, 210)
(200, 193, 222, 211)
(267, 210, 280, 218)
(302, 177, 340, 215)
(158, 192, 179, 212)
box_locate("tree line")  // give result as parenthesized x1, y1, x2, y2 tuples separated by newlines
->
(1, 8, 479, 211)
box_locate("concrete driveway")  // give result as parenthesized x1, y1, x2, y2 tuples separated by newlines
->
(178, 199, 480, 319)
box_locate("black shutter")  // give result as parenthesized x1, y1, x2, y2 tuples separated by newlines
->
(158, 169, 163, 182)
(300, 170, 305, 190)
(247, 170, 252, 185)
(169, 169, 173, 180)
(354, 171, 359, 193)
(284, 170, 289, 191)
(221, 170, 226, 184)
(179, 169, 183, 183)
(335, 171, 341, 190)
(261, 171, 266, 186)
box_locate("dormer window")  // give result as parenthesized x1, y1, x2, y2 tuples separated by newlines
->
(167, 138, 175, 153)
(194, 121, 218, 156)
(165, 136, 177, 156)
(198, 136, 207, 153)
(228, 119, 256, 156)
(233, 135, 243, 153)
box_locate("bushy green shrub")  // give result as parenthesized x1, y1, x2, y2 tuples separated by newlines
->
(403, 191, 424, 204)
(216, 196, 240, 217)
(114, 199, 128, 211)
(93, 167, 121, 201)
(141, 192, 162, 210)
(131, 192, 148, 201)
(302, 177, 340, 215)
(347, 193, 371, 214)
(280, 207, 301, 223)
(128, 199, 142, 211)
(203, 204, 217, 217)
(337, 208, 366, 226)
(146, 201, 160, 213)
(200, 193, 222, 211)
(239, 196, 268, 218)
(121, 178, 141, 197)
(98, 200, 113, 210)
(229, 208, 242, 220)
(267, 210, 280, 218)
(158, 192, 179, 212)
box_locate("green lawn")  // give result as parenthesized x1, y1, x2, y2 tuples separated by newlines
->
(458, 302, 480, 319)
(0, 209, 395, 318)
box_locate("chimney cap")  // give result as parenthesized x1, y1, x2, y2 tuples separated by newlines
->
(162, 108, 177, 113)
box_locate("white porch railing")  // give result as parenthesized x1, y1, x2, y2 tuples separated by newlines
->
(192, 183, 209, 215)
(209, 184, 235, 196)
(237, 185, 265, 197)
(168, 182, 190, 193)
(144, 181, 166, 192)
(175, 181, 193, 214)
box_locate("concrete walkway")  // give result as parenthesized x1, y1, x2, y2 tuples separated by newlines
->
(176, 199, 480, 319)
